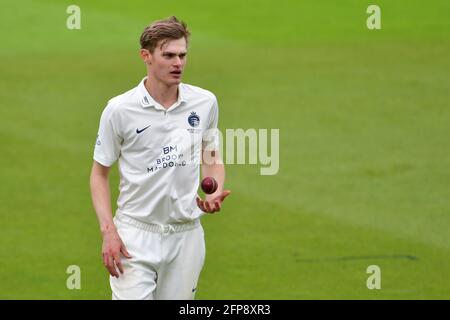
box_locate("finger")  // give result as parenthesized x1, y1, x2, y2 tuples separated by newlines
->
(107, 254, 119, 278)
(197, 198, 207, 212)
(210, 200, 219, 212)
(220, 190, 231, 202)
(196, 197, 203, 210)
(214, 200, 221, 211)
(202, 201, 209, 213)
(106, 254, 116, 277)
(121, 245, 132, 259)
(114, 254, 124, 275)
(204, 201, 213, 213)
(104, 253, 113, 276)
(203, 200, 210, 212)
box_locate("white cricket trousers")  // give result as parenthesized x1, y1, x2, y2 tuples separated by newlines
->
(110, 213, 206, 300)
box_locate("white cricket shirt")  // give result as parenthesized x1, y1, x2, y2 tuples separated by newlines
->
(93, 77, 220, 224)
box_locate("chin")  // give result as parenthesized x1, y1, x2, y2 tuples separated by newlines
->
(169, 78, 182, 85)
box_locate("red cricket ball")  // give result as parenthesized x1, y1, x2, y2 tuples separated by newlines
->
(201, 177, 218, 194)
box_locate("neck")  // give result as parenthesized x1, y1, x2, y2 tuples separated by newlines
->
(144, 76, 179, 109)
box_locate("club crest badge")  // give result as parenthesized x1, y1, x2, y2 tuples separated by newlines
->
(188, 111, 200, 128)
(142, 96, 150, 106)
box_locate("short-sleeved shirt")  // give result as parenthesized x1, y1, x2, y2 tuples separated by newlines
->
(94, 77, 220, 224)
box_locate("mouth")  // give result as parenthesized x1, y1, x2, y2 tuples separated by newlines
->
(170, 70, 182, 77)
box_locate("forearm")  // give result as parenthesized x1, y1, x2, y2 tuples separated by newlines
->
(90, 173, 116, 235)
(201, 162, 225, 197)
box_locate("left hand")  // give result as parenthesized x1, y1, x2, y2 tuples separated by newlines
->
(196, 190, 231, 214)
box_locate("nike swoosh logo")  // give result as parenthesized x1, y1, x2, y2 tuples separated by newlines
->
(136, 125, 151, 134)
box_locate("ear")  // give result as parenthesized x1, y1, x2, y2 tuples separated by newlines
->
(139, 48, 152, 65)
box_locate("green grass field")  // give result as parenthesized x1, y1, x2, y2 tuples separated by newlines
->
(1, 0, 449, 299)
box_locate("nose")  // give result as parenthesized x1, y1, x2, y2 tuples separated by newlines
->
(174, 56, 182, 67)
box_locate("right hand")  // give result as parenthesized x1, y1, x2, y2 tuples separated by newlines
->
(102, 229, 132, 278)
(196, 190, 231, 214)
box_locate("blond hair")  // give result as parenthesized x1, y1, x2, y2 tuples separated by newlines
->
(140, 16, 190, 52)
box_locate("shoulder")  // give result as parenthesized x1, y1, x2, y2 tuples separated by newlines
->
(181, 83, 217, 105)
(107, 86, 138, 110)
(102, 86, 139, 118)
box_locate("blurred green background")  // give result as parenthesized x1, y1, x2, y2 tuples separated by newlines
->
(0, 0, 449, 299)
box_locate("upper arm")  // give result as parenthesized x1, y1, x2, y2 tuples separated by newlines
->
(91, 160, 111, 178)
(202, 96, 220, 152)
(93, 103, 122, 167)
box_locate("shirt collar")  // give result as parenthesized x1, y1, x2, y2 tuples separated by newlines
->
(138, 76, 187, 110)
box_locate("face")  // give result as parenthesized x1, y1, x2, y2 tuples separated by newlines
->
(140, 37, 187, 87)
